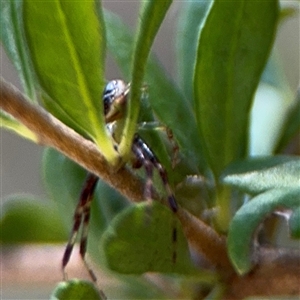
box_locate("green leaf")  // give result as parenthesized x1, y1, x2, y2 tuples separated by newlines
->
(0, 0, 37, 100)
(221, 156, 300, 194)
(193, 0, 279, 178)
(119, 0, 172, 159)
(51, 279, 105, 300)
(104, 10, 207, 174)
(42, 148, 87, 229)
(0, 195, 67, 243)
(23, 1, 117, 163)
(275, 91, 300, 153)
(41, 91, 88, 138)
(227, 187, 300, 275)
(0, 110, 38, 142)
(289, 206, 300, 239)
(101, 202, 195, 274)
(145, 59, 207, 175)
(102, 11, 132, 80)
(176, 1, 212, 102)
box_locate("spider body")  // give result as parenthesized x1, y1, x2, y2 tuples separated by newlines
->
(62, 80, 178, 281)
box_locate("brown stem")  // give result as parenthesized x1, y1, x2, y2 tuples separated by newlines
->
(224, 247, 300, 299)
(0, 77, 143, 202)
(176, 207, 231, 269)
(0, 77, 229, 267)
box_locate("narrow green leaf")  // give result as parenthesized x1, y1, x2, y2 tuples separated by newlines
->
(145, 60, 207, 176)
(193, 0, 279, 178)
(275, 90, 300, 153)
(289, 206, 300, 239)
(119, 0, 172, 159)
(0, 110, 38, 142)
(101, 202, 195, 274)
(23, 1, 117, 163)
(0, 0, 37, 101)
(221, 156, 300, 194)
(102, 11, 132, 80)
(0, 195, 67, 243)
(104, 10, 207, 174)
(51, 279, 105, 300)
(176, 1, 212, 102)
(228, 187, 300, 275)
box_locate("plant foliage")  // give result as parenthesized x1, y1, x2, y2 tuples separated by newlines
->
(1, 0, 299, 299)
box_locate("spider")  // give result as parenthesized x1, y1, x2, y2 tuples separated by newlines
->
(62, 80, 178, 282)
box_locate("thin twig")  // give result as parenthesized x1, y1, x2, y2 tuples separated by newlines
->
(0, 77, 143, 202)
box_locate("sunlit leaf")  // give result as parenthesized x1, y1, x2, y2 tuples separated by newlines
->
(23, 0, 117, 163)
(0, 110, 38, 142)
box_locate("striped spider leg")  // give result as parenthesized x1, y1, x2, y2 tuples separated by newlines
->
(62, 80, 178, 282)
(62, 173, 99, 282)
(131, 134, 178, 264)
(131, 134, 177, 213)
(138, 122, 180, 170)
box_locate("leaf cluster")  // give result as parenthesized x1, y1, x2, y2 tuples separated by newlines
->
(1, 1, 299, 299)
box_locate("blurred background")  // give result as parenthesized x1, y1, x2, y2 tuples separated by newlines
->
(1, 1, 299, 299)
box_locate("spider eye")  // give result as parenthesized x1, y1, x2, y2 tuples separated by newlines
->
(103, 80, 117, 115)
(102, 80, 127, 116)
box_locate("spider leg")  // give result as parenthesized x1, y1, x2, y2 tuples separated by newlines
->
(145, 141, 178, 263)
(132, 135, 178, 213)
(132, 135, 178, 263)
(137, 123, 179, 169)
(131, 141, 153, 202)
(62, 173, 99, 282)
(166, 128, 180, 169)
(152, 158, 178, 213)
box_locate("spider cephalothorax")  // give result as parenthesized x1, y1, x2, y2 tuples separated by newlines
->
(62, 80, 178, 282)
(103, 79, 130, 123)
